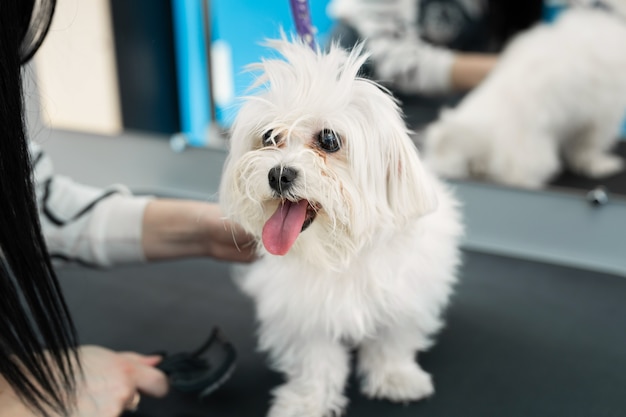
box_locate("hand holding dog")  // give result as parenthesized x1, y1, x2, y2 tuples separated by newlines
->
(142, 200, 256, 263)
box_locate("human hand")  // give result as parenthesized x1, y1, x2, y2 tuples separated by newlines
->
(71, 346, 168, 416)
(195, 202, 258, 262)
(0, 345, 168, 417)
(142, 200, 257, 263)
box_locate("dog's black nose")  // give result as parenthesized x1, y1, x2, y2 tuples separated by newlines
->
(268, 166, 298, 194)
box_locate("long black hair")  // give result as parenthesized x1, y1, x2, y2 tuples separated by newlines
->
(0, 0, 80, 415)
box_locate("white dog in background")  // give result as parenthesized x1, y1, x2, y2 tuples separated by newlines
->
(219, 40, 463, 417)
(423, 6, 626, 189)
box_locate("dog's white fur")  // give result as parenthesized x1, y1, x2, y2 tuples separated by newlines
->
(219, 40, 463, 417)
(423, 7, 626, 189)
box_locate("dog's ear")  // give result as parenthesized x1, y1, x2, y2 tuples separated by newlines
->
(386, 126, 439, 222)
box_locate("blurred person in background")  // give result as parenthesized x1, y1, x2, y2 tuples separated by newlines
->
(327, 0, 607, 95)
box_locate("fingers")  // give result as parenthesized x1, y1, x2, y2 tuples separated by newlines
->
(221, 219, 254, 244)
(118, 352, 169, 398)
(123, 392, 141, 413)
(212, 219, 258, 262)
(131, 362, 169, 398)
(119, 351, 163, 367)
(219, 240, 258, 263)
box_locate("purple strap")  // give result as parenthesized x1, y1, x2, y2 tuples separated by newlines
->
(289, 0, 316, 49)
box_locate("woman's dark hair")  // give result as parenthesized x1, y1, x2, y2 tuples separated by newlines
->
(0, 0, 80, 415)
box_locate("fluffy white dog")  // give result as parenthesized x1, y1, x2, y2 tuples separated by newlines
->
(423, 6, 626, 189)
(219, 40, 463, 417)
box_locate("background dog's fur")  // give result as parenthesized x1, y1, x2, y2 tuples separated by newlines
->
(423, 7, 626, 188)
(220, 40, 463, 417)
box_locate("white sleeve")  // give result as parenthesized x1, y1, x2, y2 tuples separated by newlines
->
(30, 142, 153, 267)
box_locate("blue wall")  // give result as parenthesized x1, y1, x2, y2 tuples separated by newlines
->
(173, 0, 334, 146)
(211, 0, 335, 126)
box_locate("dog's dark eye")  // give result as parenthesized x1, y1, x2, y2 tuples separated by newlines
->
(262, 130, 274, 147)
(317, 130, 341, 153)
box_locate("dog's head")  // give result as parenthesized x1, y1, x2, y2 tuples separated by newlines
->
(219, 39, 437, 268)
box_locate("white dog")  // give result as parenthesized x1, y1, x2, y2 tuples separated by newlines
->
(423, 6, 626, 189)
(219, 40, 463, 417)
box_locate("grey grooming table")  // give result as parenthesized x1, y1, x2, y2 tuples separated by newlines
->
(57, 250, 626, 417)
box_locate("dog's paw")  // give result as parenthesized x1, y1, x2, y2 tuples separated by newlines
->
(580, 155, 624, 178)
(268, 383, 348, 417)
(361, 364, 434, 403)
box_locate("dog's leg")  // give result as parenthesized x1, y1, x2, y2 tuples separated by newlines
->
(358, 325, 434, 403)
(487, 134, 561, 189)
(566, 151, 624, 179)
(267, 338, 350, 417)
(564, 125, 624, 179)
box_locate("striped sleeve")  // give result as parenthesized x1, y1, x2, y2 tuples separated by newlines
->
(328, 0, 455, 94)
(30, 141, 153, 267)
(328, 0, 419, 39)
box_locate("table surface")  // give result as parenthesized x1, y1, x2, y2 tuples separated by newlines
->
(57, 250, 626, 417)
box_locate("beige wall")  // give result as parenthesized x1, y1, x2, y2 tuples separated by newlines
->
(34, 0, 122, 135)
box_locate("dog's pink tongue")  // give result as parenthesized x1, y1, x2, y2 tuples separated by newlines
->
(262, 200, 308, 255)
